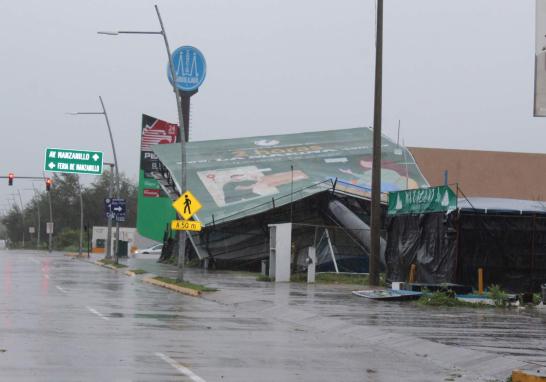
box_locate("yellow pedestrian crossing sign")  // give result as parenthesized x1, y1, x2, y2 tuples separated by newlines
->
(172, 190, 202, 220)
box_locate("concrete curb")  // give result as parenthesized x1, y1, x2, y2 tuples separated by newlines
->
(93, 260, 128, 272)
(82, 259, 203, 296)
(143, 276, 201, 297)
(64, 252, 88, 258)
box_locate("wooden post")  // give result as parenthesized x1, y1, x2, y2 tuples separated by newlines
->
(408, 264, 416, 283)
(478, 268, 484, 294)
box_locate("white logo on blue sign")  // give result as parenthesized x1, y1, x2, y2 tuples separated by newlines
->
(168, 46, 206, 92)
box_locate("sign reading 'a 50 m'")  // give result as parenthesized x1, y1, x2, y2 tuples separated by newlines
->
(44, 148, 103, 175)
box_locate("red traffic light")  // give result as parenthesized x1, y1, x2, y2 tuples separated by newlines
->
(46, 178, 52, 191)
(8, 173, 14, 186)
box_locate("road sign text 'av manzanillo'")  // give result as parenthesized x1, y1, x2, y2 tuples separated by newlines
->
(44, 148, 103, 175)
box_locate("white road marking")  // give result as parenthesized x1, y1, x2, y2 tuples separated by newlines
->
(155, 352, 206, 382)
(28, 258, 40, 264)
(56, 285, 67, 293)
(86, 306, 110, 321)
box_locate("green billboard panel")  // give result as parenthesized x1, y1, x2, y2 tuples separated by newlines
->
(136, 115, 179, 241)
(44, 148, 103, 175)
(387, 185, 457, 215)
(152, 127, 430, 225)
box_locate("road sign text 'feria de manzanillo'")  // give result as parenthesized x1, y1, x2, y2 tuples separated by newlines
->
(44, 148, 103, 176)
(388, 185, 457, 215)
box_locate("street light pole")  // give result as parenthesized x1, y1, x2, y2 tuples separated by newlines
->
(369, 0, 384, 286)
(98, 96, 121, 263)
(67, 97, 120, 261)
(98, 4, 189, 281)
(44, 175, 53, 253)
(77, 175, 84, 257)
(155, 5, 188, 282)
(13, 191, 25, 247)
(104, 163, 115, 260)
(26, 186, 41, 249)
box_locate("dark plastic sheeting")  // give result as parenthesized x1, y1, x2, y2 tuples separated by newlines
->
(385, 213, 457, 284)
(457, 213, 546, 292)
(386, 211, 546, 292)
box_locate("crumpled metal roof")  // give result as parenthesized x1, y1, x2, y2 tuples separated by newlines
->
(152, 127, 429, 224)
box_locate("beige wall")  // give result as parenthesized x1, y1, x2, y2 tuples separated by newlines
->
(409, 147, 546, 200)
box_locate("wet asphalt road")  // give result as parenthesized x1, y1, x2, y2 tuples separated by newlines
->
(0, 249, 544, 381)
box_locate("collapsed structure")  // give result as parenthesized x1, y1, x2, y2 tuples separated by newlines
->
(137, 116, 546, 292)
(140, 119, 428, 271)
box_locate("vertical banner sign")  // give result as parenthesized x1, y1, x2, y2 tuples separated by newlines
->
(136, 115, 180, 241)
(535, 0, 546, 116)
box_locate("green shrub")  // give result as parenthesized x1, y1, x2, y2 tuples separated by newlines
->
(54, 229, 80, 249)
(488, 284, 509, 307)
(418, 291, 488, 308)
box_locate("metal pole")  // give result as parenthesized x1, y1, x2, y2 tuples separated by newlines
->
(98, 96, 121, 263)
(17, 190, 25, 247)
(290, 164, 294, 223)
(369, 0, 383, 286)
(32, 185, 41, 249)
(78, 176, 84, 257)
(155, 5, 188, 282)
(87, 221, 90, 258)
(105, 164, 114, 259)
(47, 186, 53, 253)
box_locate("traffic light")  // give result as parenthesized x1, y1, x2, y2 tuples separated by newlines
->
(8, 173, 14, 186)
(46, 178, 52, 191)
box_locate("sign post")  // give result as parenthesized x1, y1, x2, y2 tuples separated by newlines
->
(167, 45, 206, 140)
(44, 147, 102, 254)
(104, 198, 127, 222)
(166, 45, 206, 281)
(46, 222, 54, 235)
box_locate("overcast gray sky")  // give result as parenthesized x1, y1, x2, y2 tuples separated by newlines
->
(0, 0, 542, 207)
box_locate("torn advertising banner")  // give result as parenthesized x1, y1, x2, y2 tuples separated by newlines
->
(152, 127, 430, 225)
(387, 185, 457, 215)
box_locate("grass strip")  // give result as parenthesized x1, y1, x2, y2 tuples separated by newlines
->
(128, 269, 147, 275)
(290, 272, 374, 285)
(417, 291, 490, 308)
(153, 276, 217, 292)
(98, 259, 128, 269)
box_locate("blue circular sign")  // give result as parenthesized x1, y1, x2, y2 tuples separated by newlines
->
(167, 46, 207, 92)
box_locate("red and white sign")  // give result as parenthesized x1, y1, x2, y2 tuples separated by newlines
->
(140, 119, 178, 151)
(143, 189, 161, 198)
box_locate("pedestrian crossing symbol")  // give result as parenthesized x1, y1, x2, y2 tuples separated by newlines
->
(172, 190, 202, 220)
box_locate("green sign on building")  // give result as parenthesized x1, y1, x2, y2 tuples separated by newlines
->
(388, 185, 457, 215)
(44, 148, 103, 175)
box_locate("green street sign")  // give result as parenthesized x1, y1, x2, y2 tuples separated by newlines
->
(388, 185, 457, 215)
(44, 148, 103, 175)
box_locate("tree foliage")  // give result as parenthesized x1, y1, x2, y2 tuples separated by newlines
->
(0, 170, 137, 249)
